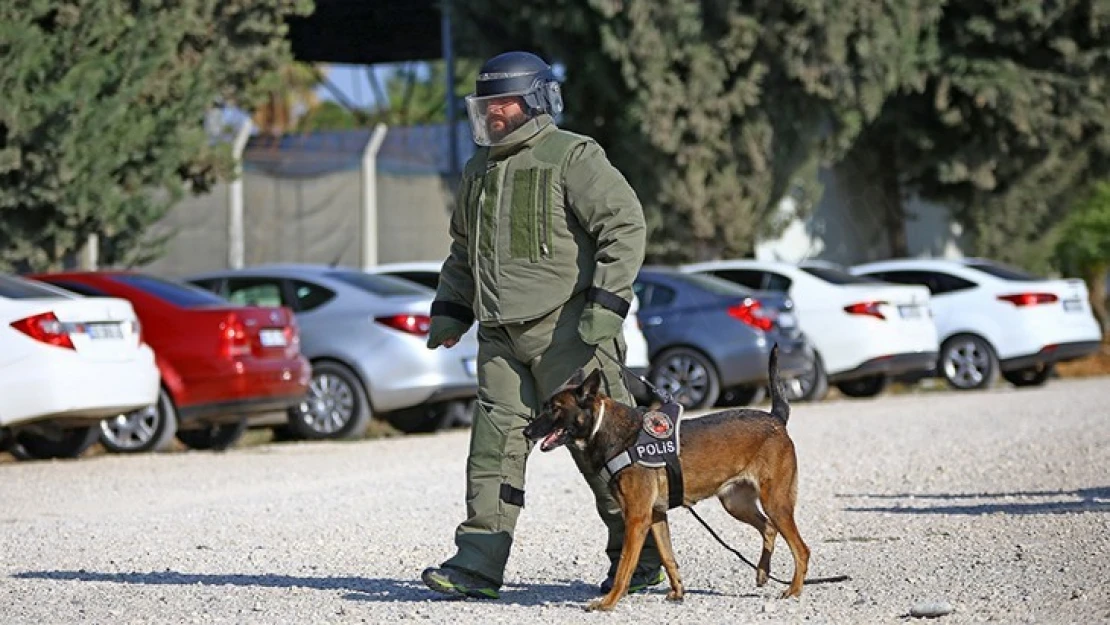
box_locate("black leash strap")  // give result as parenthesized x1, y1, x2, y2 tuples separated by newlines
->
(684, 505, 851, 586)
(596, 345, 674, 404)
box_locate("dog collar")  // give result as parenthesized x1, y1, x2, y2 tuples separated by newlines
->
(599, 402, 685, 509)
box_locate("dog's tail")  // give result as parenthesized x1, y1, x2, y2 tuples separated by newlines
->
(768, 343, 790, 424)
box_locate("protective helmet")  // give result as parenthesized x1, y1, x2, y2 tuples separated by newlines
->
(465, 51, 564, 147)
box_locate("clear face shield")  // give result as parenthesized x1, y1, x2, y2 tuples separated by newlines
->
(465, 81, 563, 147)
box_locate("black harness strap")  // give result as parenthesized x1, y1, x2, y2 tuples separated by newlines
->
(599, 402, 685, 509)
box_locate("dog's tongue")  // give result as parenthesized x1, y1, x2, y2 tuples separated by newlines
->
(540, 428, 564, 452)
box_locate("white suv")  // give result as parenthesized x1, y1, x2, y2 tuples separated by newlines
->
(851, 258, 1103, 389)
(681, 260, 938, 399)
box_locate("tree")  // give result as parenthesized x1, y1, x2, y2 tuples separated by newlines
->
(850, 0, 1110, 263)
(456, 0, 939, 262)
(0, 0, 312, 272)
(1055, 181, 1110, 336)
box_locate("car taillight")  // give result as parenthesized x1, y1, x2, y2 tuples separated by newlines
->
(376, 314, 432, 336)
(997, 293, 1058, 306)
(844, 301, 887, 320)
(218, 313, 251, 358)
(10, 312, 75, 350)
(727, 300, 773, 331)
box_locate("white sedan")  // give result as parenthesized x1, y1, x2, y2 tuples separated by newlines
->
(851, 258, 1104, 389)
(0, 275, 159, 460)
(681, 260, 938, 399)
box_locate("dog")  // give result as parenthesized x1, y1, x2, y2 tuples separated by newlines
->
(523, 346, 809, 611)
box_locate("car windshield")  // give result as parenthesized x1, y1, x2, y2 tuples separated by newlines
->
(801, 266, 882, 285)
(327, 270, 432, 296)
(964, 260, 1041, 281)
(112, 274, 230, 307)
(674, 272, 755, 296)
(0, 275, 77, 300)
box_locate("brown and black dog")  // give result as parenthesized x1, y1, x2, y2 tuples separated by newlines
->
(523, 346, 809, 611)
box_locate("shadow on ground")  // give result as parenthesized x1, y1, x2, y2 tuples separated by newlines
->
(11, 570, 729, 607)
(838, 486, 1110, 515)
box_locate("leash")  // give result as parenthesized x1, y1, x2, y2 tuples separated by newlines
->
(596, 345, 850, 586)
(596, 344, 675, 404)
(683, 505, 850, 586)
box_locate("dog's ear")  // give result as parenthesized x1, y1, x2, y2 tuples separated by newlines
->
(577, 368, 603, 400)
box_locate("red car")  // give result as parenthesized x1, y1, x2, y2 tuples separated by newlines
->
(31, 271, 310, 452)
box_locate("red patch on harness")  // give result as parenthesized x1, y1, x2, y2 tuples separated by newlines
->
(643, 411, 673, 440)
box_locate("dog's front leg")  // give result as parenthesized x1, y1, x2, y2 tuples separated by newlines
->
(586, 509, 652, 612)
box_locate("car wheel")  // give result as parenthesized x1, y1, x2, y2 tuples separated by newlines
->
(98, 388, 178, 454)
(175, 418, 247, 451)
(835, 374, 888, 398)
(16, 426, 99, 460)
(784, 349, 829, 402)
(286, 361, 371, 440)
(1002, 363, 1054, 387)
(940, 334, 998, 391)
(718, 385, 766, 407)
(650, 347, 721, 410)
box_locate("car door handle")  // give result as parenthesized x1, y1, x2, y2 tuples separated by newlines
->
(642, 316, 663, 327)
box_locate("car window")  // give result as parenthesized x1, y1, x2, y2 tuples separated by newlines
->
(0, 275, 76, 299)
(189, 278, 222, 293)
(292, 280, 336, 312)
(964, 260, 1041, 281)
(225, 278, 286, 307)
(764, 272, 793, 292)
(708, 269, 763, 290)
(931, 272, 977, 294)
(640, 283, 676, 308)
(868, 270, 976, 295)
(111, 274, 229, 307)
(388, 271, 439, 291)
(326, 270, 432, 296)
(39, 279, 109, 297)
(801, 266, 882, 285)
(676, 272, 754, 297)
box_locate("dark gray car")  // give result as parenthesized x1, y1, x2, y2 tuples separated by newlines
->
(634, 268, 812, 409)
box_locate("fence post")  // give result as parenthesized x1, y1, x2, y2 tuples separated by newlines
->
(361, 123, 389, 270)
(228, 118, 253, 269)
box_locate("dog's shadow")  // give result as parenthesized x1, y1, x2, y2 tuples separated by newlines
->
(12, 570, 731, 606)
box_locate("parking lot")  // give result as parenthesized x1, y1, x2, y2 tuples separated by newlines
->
(2, 377, 1108, 624)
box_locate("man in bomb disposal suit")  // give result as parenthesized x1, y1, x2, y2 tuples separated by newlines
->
(421, 51, 663, 599)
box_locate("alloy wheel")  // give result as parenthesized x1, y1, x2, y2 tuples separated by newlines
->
(100, 405, 160, 451)
(654, 353, 711, 408)
(943, 339, 992, 389)
(293, 372, 357, 435)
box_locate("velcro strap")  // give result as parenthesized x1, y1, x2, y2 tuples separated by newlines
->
(665, 462, 685, 509)
(431, 300, 474, 325)
(499, 483, 525, 507)
(586, 287, 630, 317)
(599, 451, 632, 483)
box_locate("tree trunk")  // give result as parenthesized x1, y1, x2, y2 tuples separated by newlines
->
(1087, 263, 1109, 339)
(878, 139, 909, 258)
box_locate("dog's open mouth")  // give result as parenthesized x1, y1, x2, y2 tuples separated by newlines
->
(539, 428, 568, 452)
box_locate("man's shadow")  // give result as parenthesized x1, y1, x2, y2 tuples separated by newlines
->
(12, 570, 730, 606)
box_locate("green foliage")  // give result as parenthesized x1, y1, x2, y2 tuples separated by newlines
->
(370, 59, 479, 126)
(1055, 181, 1110, 273)
(457, 0, 939, 262)
(854, 0, 1110, 264)
(0, 0, 312, 272)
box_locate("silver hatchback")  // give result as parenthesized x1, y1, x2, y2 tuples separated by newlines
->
(187, 264, 478, 438)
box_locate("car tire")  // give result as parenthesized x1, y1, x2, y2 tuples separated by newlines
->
(16, 426, 100, 460)
(784, 349, 829, 402)
(649, 347, 721, 410)
(835, 374, 888, 398)
(98, 388, 178, 454)
(940, 334, 998, 391)
(1002, 363, 1054, 388)
(718, 385, 766, 407)
(285, 361, 371, 440)
(175, 418, 248, 451)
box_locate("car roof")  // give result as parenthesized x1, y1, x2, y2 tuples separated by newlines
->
(680, 259, 802, 274)
(851, 258, 981, 272)
(368, 261, 444, 273)
(186, 263, 362, 281)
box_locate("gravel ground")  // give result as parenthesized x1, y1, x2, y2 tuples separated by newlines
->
(2, 377, 1109, 624)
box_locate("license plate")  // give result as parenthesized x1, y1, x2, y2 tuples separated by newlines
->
(259, 328, 288, 347)
(1063, 299, 1083, 312)
(776, 312, 797, 329)
(898, 305, 922, 319)
(86, 323, 124, 340)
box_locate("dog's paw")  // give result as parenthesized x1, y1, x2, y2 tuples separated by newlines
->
(585, 599, 615, 612)
(756, 571, 769, 587)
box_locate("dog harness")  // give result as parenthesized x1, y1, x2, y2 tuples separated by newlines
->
(598, 402, 685, 509)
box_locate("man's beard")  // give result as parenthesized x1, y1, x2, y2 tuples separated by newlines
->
(488, 111, 527, 142)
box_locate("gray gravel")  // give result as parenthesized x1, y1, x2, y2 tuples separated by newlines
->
(3, 377, 1109, 624)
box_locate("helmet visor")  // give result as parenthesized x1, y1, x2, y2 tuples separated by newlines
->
(465, 90, 545, 146)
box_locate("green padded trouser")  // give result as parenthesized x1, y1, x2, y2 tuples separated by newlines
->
(441, 292, 661, 587)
